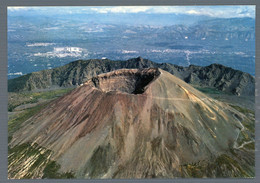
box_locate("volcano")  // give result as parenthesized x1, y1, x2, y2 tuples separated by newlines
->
(9, 68, 254, 178)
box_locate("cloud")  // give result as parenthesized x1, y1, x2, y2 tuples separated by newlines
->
(7, 6, 255, 18)
(186, 10, 203, 15)
(8, 7, 30, 11)
(89, 6, 255, 18)
(90, 6, 150, 14)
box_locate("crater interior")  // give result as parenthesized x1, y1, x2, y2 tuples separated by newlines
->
(89, 68, 160, 94)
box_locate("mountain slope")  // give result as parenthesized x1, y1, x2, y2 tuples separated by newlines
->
(9, 68, 254, 178)
(8, 57, 255, 96)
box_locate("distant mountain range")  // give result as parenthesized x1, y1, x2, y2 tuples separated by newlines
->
(157, 17, 255, 41)
(8, 57, 255, 96)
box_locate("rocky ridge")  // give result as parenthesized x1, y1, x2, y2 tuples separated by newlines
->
(8, 57, 255, 96)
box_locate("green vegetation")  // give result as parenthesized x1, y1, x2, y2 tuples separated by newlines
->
(229, 104, 254, 115)
(181, 152, 253, 178)
(229, 104, 255, 134)
(8, 143, 51, 179)
(8, 88, 76, 179)
(243, 122, 255, 134)
(43, 161, 75, 179)
(236, 130, 251, 147)
(8, 102, 49, 142)
(8, 143, 75, 179)
(182, 163, 204, 178)
(243, 142, 255, 150)
(8, 88, 74, 141)
(8, 88, 74, 112)
(29, 88, 74, 100)
(214, 154, 249, 177)
(194, 87, 227, 95)
(83, 144, 114, 178)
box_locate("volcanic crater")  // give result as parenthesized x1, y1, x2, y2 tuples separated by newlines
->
(88, 68, 161, 94)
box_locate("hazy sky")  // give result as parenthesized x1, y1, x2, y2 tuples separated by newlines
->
(8, 6, 255, 18)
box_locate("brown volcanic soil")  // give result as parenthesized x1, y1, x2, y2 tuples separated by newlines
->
(9, 68, 252, 178)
